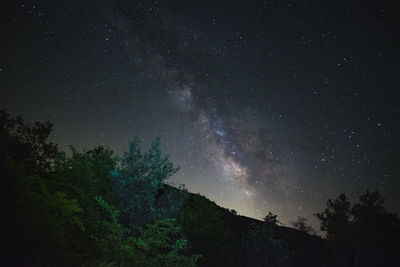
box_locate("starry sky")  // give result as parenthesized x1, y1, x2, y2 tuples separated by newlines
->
(1, 0, 400, 228)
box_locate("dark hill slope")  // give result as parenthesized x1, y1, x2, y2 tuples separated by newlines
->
(172, 186, 330, 267)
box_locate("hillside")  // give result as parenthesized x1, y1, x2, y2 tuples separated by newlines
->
(177, 189, 330, 267)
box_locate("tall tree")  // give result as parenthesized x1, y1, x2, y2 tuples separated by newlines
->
(53, 146, 118, 259)
(316, 191, 399, 267)
(0, 109, 58, 176)
(1, 110, 81, 265)
(315, 193, 351, 244)
(110, 137, 188, 226)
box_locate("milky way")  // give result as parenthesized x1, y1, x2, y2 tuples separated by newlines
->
(1, 0, 399, 228)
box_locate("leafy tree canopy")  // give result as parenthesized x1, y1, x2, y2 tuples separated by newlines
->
(110, 137, 188, 226)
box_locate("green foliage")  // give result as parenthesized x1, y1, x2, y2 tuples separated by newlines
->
(90, 196, 201, 267)
(4, 159, 84, 265)
(133, 218, 201, 267)
(110, 137, 187, 226)
(52, 146, 119, 260)
(2, 111, 199, 266)
(1, 110, 82, 265)
(54, 146, 117, 223)
(90, 195, 126, 263)
(55, 146, 117, 202)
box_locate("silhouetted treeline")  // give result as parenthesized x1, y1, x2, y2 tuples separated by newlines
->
(1, 110, 399, 266)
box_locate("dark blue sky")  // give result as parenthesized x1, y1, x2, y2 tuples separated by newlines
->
(1, 0, 399, 228)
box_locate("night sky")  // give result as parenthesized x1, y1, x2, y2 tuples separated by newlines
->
(1, 0, 400, 228)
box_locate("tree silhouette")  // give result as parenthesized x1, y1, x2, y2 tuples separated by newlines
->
(291, 216, 314, 235)
(315, 193, 351, 245)
(0, 109, 59, 176)
(1, 110, 80, 265)
(263, 211, 280, 227)
(316, 191, 399, 267)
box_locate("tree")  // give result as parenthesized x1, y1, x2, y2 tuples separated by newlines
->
(314, 193, 354, 266)
(90, 195, 201, 266)
(53, 146, 118, 260)
(263, 211, 280, 227)
(315, 193, 351, 244)
(54, 146, 118, 216)
(110, 137, 188, 226)
(1, 111, 200, 266)
(1, 110, 82, 265)
(0, 109, 58, 176)
(350, 191, 399, 267)
(315, 191, 400, 267)
(291, 216, 314, 235)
